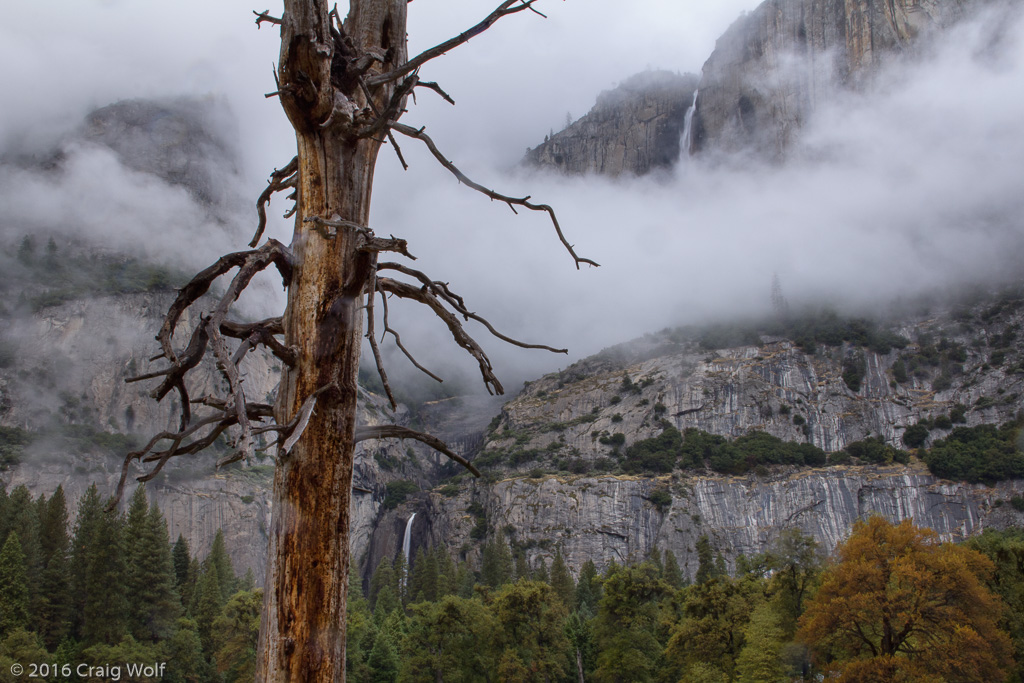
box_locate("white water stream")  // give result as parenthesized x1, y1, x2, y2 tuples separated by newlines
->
(681, 89, 698, 157)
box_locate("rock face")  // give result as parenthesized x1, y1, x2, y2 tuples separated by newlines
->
(526, 0, 981, 170)
(410, 466, 1023, 582)
(360, 296, 1024, 580)
(690, 0, 971, 159)
(524, 71, 698, 177)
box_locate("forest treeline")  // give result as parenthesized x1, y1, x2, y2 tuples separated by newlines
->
(351, 520, 1024, 683)
(1, 480, 1022, 682)
(0, 483, 259, 682)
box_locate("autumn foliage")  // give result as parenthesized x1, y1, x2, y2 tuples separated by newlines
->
(797, 516, 1014, 682)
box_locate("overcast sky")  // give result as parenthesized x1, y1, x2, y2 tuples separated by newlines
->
(2, 0, 1023, 390)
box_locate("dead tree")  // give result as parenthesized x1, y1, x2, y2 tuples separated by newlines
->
(113, 0, 595, 680)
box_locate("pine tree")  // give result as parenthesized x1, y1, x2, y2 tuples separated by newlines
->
(0, 484, 9, 547)
(369, 557, 396, 610)
(0, 532, 30, 634)
(205, 529, 237, 602)
(534, 557, 549, 584)
(36, 485, 72, 648)
(125, 487, 180, 642)
(663, 549, 685, 589)
(191, 564, 225, 657)
(212, 589, 263, 682)
(575, 559, 600, 613)
(480, 535, 513, 588)
(172, 535, 191, 589)
(549, 549, 575, 603)
(7, 487, 40, 616)
(695, 535, 718, 584)
(81, 497, 129, 645)
(70, 484, 103, 639)
(366, 628, 400, 683)
(163, 618, 211, 683)
(435, 546, 456, 598)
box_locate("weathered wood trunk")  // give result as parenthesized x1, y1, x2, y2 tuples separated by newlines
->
(257, 0, 407, 680)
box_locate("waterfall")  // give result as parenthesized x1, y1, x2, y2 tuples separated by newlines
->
(681, 89, 698, 158)
(401, 513, 415, 588)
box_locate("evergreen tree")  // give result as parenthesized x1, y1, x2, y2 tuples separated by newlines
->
(213, 589, 263, 682)
(575, 559, 600, 614)
(735, 603, 787, 683)
(565, 607, 596, 683)
(408, 546, 438, 604)
(480, 535, 513, 588)
(513, 549, 529, 582)
(0, 485, 9, 547)
(0, 532, 30, 634)
(191, 564, 225, 657)
(695, 535, 718, 584)
(367, 628, 400, 683)
(491, 580, 569, 680)
(400, 595, 497, 680)
(663, 549, 685, 589)
(70, 484, 103, 639)
(205, 529, 237, 602)
(37, 486, 72, 648)
(549, 549, 575, 603)
(593, 564, 669, 683)
(7, 487, 40, 616)
(347, 570, 376, 682)
(172, 535, 191, 588)
(81, 498, 129, 645)
(164, 618, 211, 683)
(369, 556, 396, 610)
(534, 557, 549, 584)
(435, 547, 456, 598)
(454, 560, 475, 599)
(125, 487, 180, 642)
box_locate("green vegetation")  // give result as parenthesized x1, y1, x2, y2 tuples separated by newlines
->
(696, 309, 909, 355)
(922, 421, 1024, 484)
(0, 483, 258, 680)
(382, 480, 419, 509)
(347, 519, 1024, 681)
(621, 427, 827, 476)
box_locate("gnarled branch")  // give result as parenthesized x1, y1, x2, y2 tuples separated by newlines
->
(251, 157, 298, 247)
(378, 276, 503, 395)
(367, 1, 543, 87)
(377, 261, 566, 353)
(390, 122, 599, 270)
(355, 425, 480, 477)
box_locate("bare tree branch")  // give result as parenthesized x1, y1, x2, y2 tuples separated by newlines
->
(377, 261, 567, 353)
(355, 424, 480, 477)
(253, 9, 282, 27)
(378, 277, 503, 394)
(416, 81, 455, 105)
(378, 282, 445, 384)
(390, 122, 599, 270)
(364, 262, 398, 410)
(367, 1, 543, 87)
(251, 157, 298, 247)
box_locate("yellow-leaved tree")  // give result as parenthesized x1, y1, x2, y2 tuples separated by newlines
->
(797, 516, 1014, 682)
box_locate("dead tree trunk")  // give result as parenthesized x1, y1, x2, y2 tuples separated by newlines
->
(257, 1, 407, 680)
(113, 2, 595, 681)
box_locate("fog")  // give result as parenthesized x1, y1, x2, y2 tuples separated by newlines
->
(2, 0, 1023, 395)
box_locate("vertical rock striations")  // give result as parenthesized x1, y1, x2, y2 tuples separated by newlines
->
(692, 0, 974, 159)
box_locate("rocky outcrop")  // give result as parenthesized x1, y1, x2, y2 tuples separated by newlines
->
(359, 296, 1024, 580)
(524, 71, 698, 177)
(408, 465, 1024, 581)
(691, 0, 973, 159)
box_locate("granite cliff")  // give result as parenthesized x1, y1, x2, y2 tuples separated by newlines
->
(524, 71, 698, 177)
(527, 0, 985, 173)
